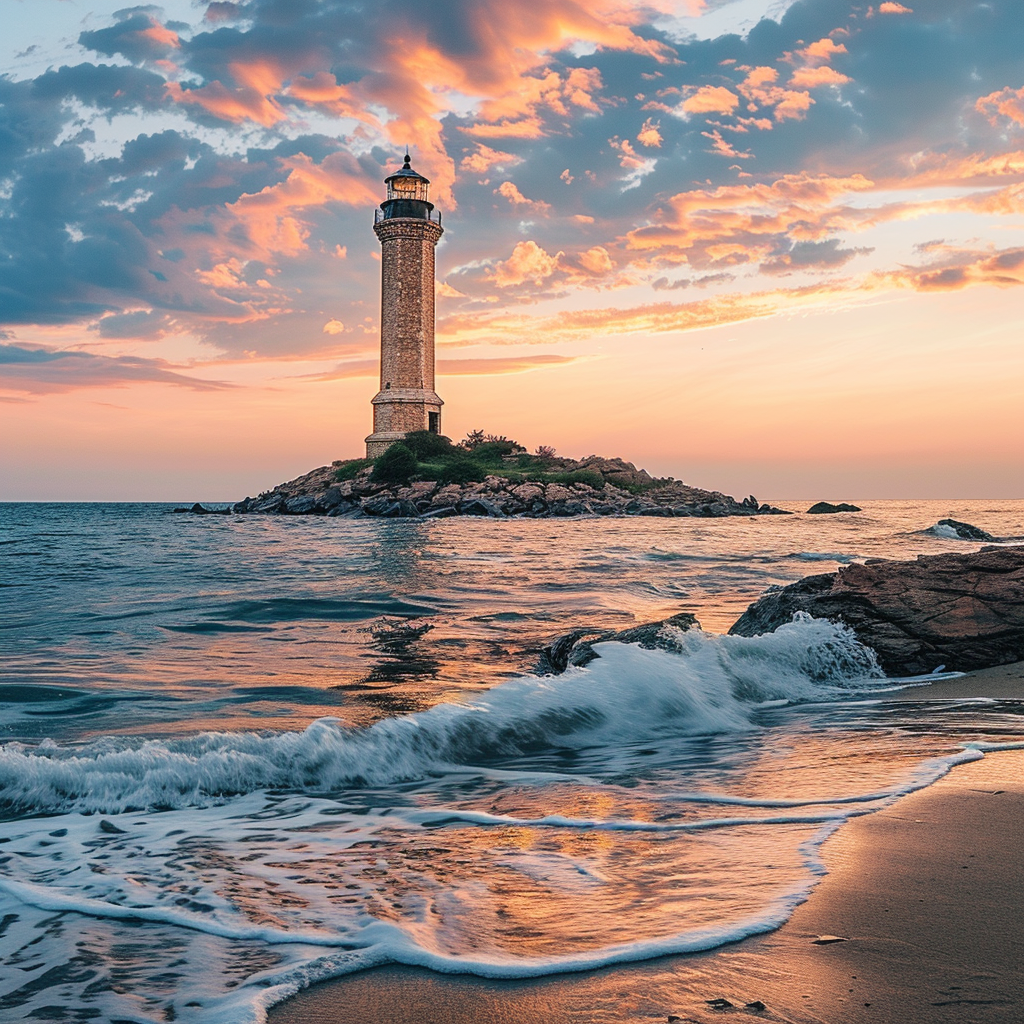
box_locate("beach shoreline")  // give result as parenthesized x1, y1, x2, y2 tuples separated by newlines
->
(269, 663, 1024, 1024)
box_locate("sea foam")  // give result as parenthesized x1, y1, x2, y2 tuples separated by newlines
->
(0, 616, 882, 817)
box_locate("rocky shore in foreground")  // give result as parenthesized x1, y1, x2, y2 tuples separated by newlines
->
(536, 546, 1024, 677)
(230, 455, 790, 520)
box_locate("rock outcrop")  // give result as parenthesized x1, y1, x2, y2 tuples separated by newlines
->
(806, 501, 862, 514)
(730, 546, 1024, 675)
(928, 519, 996, 542)
(232, 462, 791, 520)
(537, 612, 701, 674)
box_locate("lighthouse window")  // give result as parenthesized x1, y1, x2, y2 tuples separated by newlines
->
(428, 412, 440, 434)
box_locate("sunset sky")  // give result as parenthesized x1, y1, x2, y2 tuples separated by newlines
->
(1, 0, 1022, 500)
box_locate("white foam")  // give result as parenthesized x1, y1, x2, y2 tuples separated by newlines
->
(0, 617, 883, 817)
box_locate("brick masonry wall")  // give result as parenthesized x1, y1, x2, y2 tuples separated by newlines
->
(370, 218, 443, 438)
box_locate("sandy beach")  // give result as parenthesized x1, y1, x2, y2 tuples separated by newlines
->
(270, 663, 1024, 1024)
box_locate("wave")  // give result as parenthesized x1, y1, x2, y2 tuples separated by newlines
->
(0, 618, 883, 818)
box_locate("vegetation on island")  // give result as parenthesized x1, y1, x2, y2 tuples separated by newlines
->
(337, 431, 614, 490)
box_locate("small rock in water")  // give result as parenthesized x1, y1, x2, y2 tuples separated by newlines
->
(806, 501, 862, 514)
(705, 997, 734, 1009)
(99, 819, 127, 835)
(812, 934, 848, 945)
(744, 1000, 767, 1012)
(932, 518, 996, 542)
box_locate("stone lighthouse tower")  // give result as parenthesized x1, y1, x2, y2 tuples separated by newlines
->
(365, 153, 444, 457)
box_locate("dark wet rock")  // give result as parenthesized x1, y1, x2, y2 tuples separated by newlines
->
(745, 1000, 767, 1012)
(421, 506, 458, 519)
(931, 518, 996, 542)
(806, 501, 862, 514)
(705, 998, 734, 1009)
(538, 612, 701, 674)
(812, 935, 848, 945)
(284, 495, 317, 515)
(363, 497, 419, 518)
(730, 546, 1024, 675)
(320, 486, 346, 509)
(173, 503, 230, 515)
(460, 497, 505, 517)
(328, 505, 364, 518)
(99, 819, 126, 835)
(249, 493, 285, 514)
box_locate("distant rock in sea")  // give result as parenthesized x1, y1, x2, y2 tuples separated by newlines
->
(806, 501, 862, 514)
(232, 458, 792, 521)
(172, 503, 230, 515)
(927, 518, 996, 542)
(730, 546, 1024, 675)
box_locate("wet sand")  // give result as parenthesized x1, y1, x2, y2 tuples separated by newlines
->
(269, 664, 1024, 1024)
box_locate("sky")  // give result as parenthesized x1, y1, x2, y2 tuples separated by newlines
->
(1, 0, 1022, 500)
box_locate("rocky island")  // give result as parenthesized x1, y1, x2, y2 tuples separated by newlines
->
(231, 431, 790, 520)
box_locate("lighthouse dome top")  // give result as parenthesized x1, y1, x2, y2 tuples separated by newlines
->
(384, 153, 431, 187)
(378, 152, 438, 218)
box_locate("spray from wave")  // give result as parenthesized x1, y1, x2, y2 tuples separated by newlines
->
(0, 617, 882, 817)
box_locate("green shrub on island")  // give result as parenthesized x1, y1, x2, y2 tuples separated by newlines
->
(334, 457, 373, 481)
(338, 431, 621, 493)
(546, 469, 605, 490)
(370, 443, 418, 485)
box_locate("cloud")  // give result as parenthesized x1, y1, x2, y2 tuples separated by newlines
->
(494, 181, 550, 212)
(322, 319, 345, 334)
(878, 3, 913, 13)
(976, 86, 1024, 129)
(637, 118, 663, 148)
(761, 238, 873, 275)
(790, 66, 851, 90)
(490, 241, 561, 287)
(0, 344, 230, 395)
(437, 354, 578, 375)
(682, 86, 740, 115)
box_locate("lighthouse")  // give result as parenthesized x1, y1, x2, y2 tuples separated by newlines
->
(365, 153, 445, 457)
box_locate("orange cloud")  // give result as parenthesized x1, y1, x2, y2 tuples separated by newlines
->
(797, 38, 848, 65)
(976, 86, 1024, 129)
(166, 61, 288, 126)
(879, 2, 913, 12)
(222, 152, 378, 260)
(461, 145, 522, 174)
(438, 354, 579, 375)
(285, 72, 371, 123)
(790, 66, 851, 89)
(494, 181, 550, 212)
(490, 241, 562, 287)
(625, 173, 874, 261)
(637, 118, 663, 147)
(737, 67, 814, 121)
(681, 85, 740, 115)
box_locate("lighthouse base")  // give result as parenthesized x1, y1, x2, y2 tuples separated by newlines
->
(365, 388, 443, 457)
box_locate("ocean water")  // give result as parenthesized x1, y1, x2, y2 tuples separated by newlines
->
(1, 499, 1023, 1023)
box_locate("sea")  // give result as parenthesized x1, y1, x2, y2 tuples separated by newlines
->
(1, 499, 1023, 1024)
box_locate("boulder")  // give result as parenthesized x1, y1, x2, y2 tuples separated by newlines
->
(538, 612, 701, 674)
(729, 547, 1024, 675)
(250, 493, 285, 514)
(284, 495, 318, 514)
(930, 519, 996, 542)
(806, 501, 862, 514)
(421, 506, 458, 519)
(460, 497, 504, 517)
